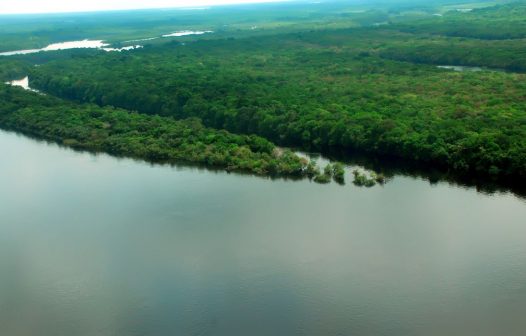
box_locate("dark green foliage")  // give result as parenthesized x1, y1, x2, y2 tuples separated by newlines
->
(332, 162, 345, 184)
(0, 60, 31, 81)
(312, 163, 333, 184)
(372, 172, 387, 185)
(324, 164, 333, 177)
(380, 38, 526, 72)
(313, 174, 331, 184)
(0, 85, 309, 177)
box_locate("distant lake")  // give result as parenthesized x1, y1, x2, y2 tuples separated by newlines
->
(0, 31, 213, 56)
(5, 76, 40, 93)
(437, 65, 507, 72)
(0, 40, 142, 56)
(1, 129, 525, 336)
(162, 30, 214, 37)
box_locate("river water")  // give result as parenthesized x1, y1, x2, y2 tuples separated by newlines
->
(0, 31, 213, 56)
(0, 40, 142, 56)
(1, 129, 525, 336)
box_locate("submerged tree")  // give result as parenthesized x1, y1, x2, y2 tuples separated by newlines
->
(332, 162, 345, 184)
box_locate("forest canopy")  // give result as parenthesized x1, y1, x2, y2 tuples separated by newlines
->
(1, 0, 526, 185)
(0, 85, 312, 178)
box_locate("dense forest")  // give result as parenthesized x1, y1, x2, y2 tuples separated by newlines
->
(26, 33, 526, 182)
(1, 0, 526, 186)
(380, 36, 526, 72)
(0, 84, 324, 179)
(0, 59, 31, 81)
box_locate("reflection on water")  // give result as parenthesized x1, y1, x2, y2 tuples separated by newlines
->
(122, 30, 215, 44)
(101, 45, 143, 52)
(438, 65, 483, 72)
(0, 40, 108, 56)
(39, 39, 109, 51)
(162, 30, 214, 37)
(0, 30, 214, 56)
(0, 40, 142, 56)
(305, 145, 526, 198)
(4, 76, 40, 93)
(437, 65, 507, 72)
(0, 129, 525, 336)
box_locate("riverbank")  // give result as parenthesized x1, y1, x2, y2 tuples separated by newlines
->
(0, 85, 319, 180)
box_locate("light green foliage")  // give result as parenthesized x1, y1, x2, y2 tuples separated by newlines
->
(352, 170, 376, 187)
(305, 160, 321, 179)
(312, 163, 334, 184)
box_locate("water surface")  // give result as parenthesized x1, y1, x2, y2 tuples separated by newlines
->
(162, 30, 214, 37)
(0, 40, 142, 56)
(437, 65, 507, 72)
(1, 130, 525, 336)
(4, 76, 38, 92)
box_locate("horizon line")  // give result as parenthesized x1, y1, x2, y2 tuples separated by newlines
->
(0, 0, 298, 16)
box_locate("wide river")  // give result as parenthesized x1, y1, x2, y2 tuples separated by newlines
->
(1, 129, 525, 336)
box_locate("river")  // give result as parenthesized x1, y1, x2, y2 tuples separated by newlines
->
(437, 65, 508, 72)
(0, 31, 213, 56)
(0, 40, 142, 56)
(1, 129, 525, 336)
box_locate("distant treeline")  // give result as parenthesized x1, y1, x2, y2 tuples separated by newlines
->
(390, 3, 526, 40)
(380, 37, 526, 72)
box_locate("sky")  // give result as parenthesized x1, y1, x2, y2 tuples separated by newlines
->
(0, 0, 290, 14)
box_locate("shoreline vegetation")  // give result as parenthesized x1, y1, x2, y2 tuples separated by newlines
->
(0, 85, 347, 184)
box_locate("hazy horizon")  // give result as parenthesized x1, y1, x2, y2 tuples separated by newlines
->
(0, 0, 293, 15)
